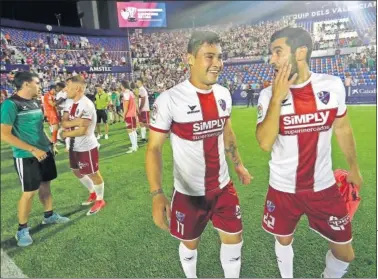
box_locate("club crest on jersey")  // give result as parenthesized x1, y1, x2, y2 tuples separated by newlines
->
(218, 99, 226, 111)
(317, 91, 330, 105)
(266, 200, 275, 212)
(151, 104, 158, 123)
(176, 211, 185, 223)
(257, 104, 263, 120)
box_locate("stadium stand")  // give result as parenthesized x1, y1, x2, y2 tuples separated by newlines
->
(0, 12, 376, 98)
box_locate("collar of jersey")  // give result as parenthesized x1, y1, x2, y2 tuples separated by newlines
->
(290, 71, 313, 89)
(74, 95, 85, 104)
(186, 79, 213, 94)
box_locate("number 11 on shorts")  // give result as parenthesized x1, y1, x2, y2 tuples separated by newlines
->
(177, 221, 184, 235)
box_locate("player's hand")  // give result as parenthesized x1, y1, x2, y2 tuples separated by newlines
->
(52, 144, 59, 156)
(346, 167, 363, 190)
(59, 129, 67, 140)
(31, 148, 48, 162)
(272, 61, 298, 102)
(235, 164, 253, 185)
(152, 193, 171, 232)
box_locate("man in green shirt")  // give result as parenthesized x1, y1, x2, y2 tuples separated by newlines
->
(94, 85, 111, 139)
(0, 72, 69, 247)
(111, 89, 122, 123)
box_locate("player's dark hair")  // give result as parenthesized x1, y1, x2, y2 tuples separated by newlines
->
(136, 78, 143, 84)
(130, 82, 136, 90)
(49, 85, 56, 90)
(270, 27, 313, 64)
(121, 80, 130, 89)
(13, 71, 39, 91)
(56, 82, 66, 89)
(187, 31, 221, 57)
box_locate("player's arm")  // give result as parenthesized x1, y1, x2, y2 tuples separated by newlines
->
(255, 96, 281, 152)
(223, 118, 243, 167)
(256, 63, 297, 152)
(333, 115, 359, 170)
(61, 117, 86, 128)
(0, 101, 47, 161)
(333, 89, 363, 186)
(61, 119, 91, 138)
(224, 118, 252, 185)
(123, 100, 129, 118)
(146, 93, 172, 231)
(146, 130, 168, 195)
(139, 96, 146, 112)
(146, 130, 171, 231)
(1, 124, 42, 154)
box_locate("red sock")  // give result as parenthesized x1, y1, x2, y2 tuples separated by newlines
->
(52, 130, 58, 143)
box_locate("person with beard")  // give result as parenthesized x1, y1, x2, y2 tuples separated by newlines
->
(0, 72, 69, 247)
(146, 31, 252, 278)
(256, 27, 362, 278)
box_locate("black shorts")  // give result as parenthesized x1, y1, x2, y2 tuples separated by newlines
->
(116, 105, 122, 113)
(13, 151, 57, 192)
(96, 109, 108, 123)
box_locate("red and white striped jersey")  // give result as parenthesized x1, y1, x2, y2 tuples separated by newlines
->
(257, 73, 347, 193)
(150, 80, 232, 196)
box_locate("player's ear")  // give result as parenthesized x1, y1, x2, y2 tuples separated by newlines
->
(296, 46, 308, 62)
(187, 53, 195, 67)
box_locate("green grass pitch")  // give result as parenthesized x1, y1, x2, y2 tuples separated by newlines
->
(1, 106, 376, 278)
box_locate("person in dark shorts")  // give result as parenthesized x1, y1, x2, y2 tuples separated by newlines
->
(94, 85, 111, 140)
(0, 72, 69, 247)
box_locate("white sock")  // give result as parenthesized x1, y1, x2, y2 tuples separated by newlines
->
(141, 127, 146, 139)
(131, 131, 138, 149)
(93, 183, 104, 200)
(133, 131, 138, 148)
(220, 241, 243, 278)
(322, 250, 350, 278)
(65, 137, 70, 149)
(79, 176, 95, 193)
(275, 239, 294, 278)
(179, 242, 198, 278)
(128, 132, 134, 148)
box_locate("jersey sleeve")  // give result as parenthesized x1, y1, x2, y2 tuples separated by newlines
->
(225, 88, 232, 117)
(335, 77, 347, 118)
(139, 88, 147, 98)
(81, 102, 94, 120)
(257, 88, 272, 125)
(0, 99, 18, 126)
(149, 92, 172, 133)
(63, 100, 71, 113)
(123, 92, 130, 101)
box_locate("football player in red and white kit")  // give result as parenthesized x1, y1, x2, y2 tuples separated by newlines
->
(121, 80, 138, 153)
(136, 78, 149, 143)
(146, 31, 252, 278)
(60, 75, 106, 215)
(256, 27, 363, 278)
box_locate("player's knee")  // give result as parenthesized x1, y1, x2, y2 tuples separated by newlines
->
(333, 249, 355, 263)
(21, 190, 37, 200)
(276, 235, 293, 246)
(72, 169, 83, 178)
(88, 172, 103, 184)
(182, 239, 199, 250)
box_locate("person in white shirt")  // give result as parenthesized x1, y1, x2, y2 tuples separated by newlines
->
(136, 78, 150, 143)
(60, 75, 106, 216)
(256, 27, 362, 279)
(146, 31, 252, 278)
